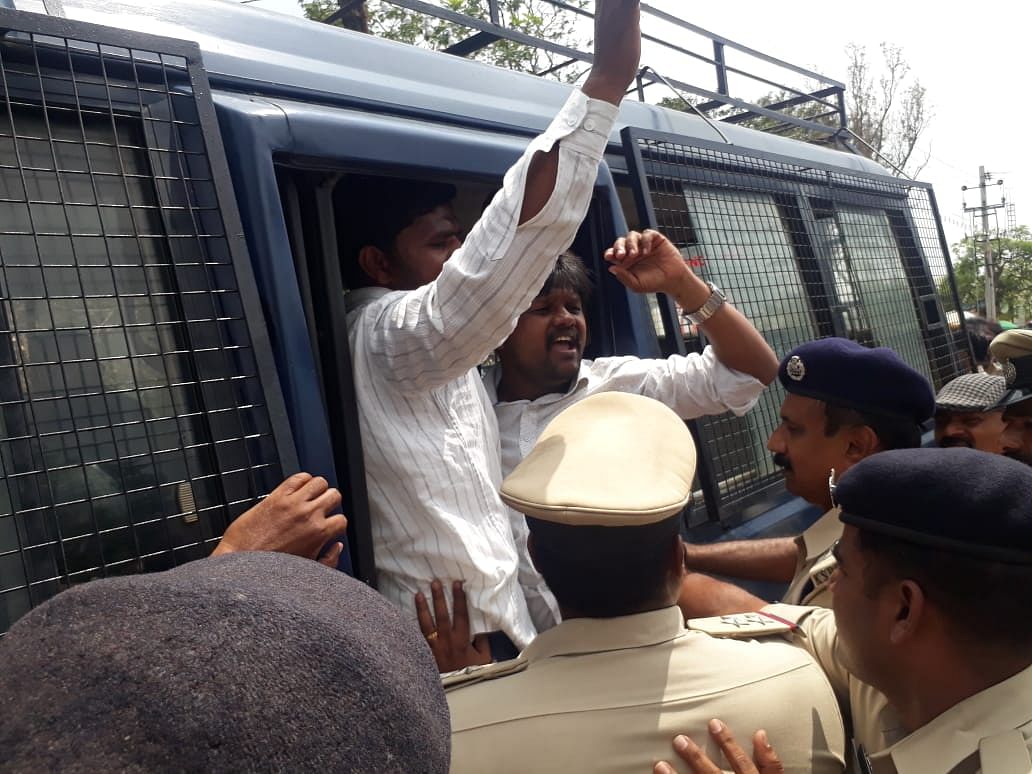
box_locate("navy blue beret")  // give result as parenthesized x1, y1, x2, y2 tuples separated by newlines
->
(836, 447, 1032, 564)
(0, 552, 451, 772)
(779, 338, 934, 424)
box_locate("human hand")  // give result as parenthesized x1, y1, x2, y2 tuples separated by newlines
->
(415, 579, 493, 673)
(211, 472, 347, 568)
(605, 229, 709, 307)
(582, 0, 641, 105)
(654, 720, 783, 774)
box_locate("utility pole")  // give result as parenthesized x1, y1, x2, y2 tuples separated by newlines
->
(962, 167, 1005, 320)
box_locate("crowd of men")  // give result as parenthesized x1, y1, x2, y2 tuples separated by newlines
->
(1, 2, 1030, 772)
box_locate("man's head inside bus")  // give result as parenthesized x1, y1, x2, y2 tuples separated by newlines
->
(768, 338, 934, 512)
(495, 251, 593, 402)
(338, 174, 460, 291)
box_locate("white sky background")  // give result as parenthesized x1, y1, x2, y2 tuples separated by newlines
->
(243, 0, 1027, 247)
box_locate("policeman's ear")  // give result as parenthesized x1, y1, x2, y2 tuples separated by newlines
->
(845, 424, 880, 462)
(888, 579, 927, 645)
(357, 245, 395, 287)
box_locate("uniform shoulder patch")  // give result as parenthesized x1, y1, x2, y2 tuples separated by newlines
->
(688, 606, 815, 639)
(442, 656, 529, 691)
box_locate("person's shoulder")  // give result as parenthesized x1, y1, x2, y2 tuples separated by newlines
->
(443, 656, 530, 694)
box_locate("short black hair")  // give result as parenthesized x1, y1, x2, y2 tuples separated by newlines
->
(536, 250, 594, 306)
(527, 515, 680, 617)
(857, 528, 1032, 654)
(824, 403, 922, 450)
(335, 174, 457, 289)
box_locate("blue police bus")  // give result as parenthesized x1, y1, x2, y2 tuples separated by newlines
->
(0, 0, 969, 632)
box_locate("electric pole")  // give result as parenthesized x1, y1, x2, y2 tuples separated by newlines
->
(962, 167, 1005, 320)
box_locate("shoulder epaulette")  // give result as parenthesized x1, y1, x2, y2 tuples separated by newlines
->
(442, 656, 529, 691)
(688, 605, 816, 639)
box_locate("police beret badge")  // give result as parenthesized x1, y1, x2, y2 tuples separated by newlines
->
(786, 355, 806, 381)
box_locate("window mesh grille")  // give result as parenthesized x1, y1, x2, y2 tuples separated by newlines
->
(625, 132, 965, 521)
(0, 22, 288, 633)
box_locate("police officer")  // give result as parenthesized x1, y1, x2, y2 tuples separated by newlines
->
(991, 328, 1032, 465)
(445, 393, 847, 773)
(689, 447, 1032, 772)
(682, 338, 934, 609)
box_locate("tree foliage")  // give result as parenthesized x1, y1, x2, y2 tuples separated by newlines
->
(300, 0, 588, 81)
(943, 226, 1032, 322)
(845, 43, 930, 176)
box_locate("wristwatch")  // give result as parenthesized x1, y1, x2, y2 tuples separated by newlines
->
(683, 281, 726, 325)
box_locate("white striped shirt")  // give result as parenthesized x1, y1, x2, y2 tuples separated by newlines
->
(344, 90, 619, 649)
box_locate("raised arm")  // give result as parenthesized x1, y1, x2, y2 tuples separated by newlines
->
(363, 2, 642, 392)
(606, 229, 779, 385)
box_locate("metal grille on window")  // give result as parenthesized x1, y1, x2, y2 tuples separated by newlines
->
(0, 15, 294, 634)
(624, 128, 966, 523)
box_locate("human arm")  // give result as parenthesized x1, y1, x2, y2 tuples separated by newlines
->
(683, 537, 800, 584)
(677, 571, 767, 619)
(606, 229, 779, 385)
(654, 720, 784, 774)
(415, 579, 493, 672)
(211, 473, 346, 568)
(363, 2, 641, 392)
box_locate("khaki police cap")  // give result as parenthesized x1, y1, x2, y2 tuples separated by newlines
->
(990, 328, 1032, 391)
(499, 392, 697, 526)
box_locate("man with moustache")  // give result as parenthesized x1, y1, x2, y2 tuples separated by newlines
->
(682, 338, 934, 608)
(684, 448, 1032, 773)
(933, 372, 1026, 456)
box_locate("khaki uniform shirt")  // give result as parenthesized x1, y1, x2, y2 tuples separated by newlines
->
(782, 508, 843, 607)
(765, 605, 1032, 774)
(446, 606, 846, 773)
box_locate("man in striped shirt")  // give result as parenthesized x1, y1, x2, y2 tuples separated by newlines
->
(340, 2, 644, 659)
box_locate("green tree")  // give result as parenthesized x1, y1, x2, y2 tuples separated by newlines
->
(300, 0, 588, 81)
(944, 226, 1032, 322)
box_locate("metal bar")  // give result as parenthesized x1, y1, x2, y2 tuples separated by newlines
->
(927, 188, 976, 370)
(384, 0, 593, 67)
(720, 86, 843, 125)
(639, 2, 845, 89)
(712, 41, 728, 96)
(637, 69, 847, 139)
(444, 30, 501, 58)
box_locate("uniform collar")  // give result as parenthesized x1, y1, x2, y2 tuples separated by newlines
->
(486, 359, 592, 407)
(869, 662, 1032, 773)
(801, 507, 843, 561)
(522, 606, 686, 662)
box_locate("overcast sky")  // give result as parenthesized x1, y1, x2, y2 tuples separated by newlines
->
(242, 0, 1026, 247)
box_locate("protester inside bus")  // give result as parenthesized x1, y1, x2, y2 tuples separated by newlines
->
(331, 0, 642, 661)
(680, 338, 934, 611)
(443, 393, 846, 774)
(480, 233, 777, 634)
(991, 327, 1032, 465)
(487, 232, 778, 481)
(0, 551, 451, 773)
(933, 372, 1025, 456)
(676, 447, 1032, 774)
